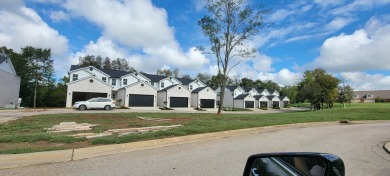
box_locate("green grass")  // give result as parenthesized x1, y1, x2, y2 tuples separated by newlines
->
(0, 103, 389, 154)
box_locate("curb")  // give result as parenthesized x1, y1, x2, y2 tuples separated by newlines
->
(0, 120, 388, 169)
(384, 141, 390, 154)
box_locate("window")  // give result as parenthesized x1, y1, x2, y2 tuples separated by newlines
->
(123, 79, 127, 85)
(112, 94, 116, 99)
(102, 77, 107, 82)
(72, 74, 78, 81)
(190, 85, 193, 90)
(161, 82, 164, 88)
(112, 79, 116, 86)
(367, 94, 373, 98)
(353, 94, 359, 98)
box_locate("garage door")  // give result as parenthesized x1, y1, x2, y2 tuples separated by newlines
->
(170, 97, 188, 107)
(273, 101, 280, 108)
(200, 99, 215, 108)
(245, 101, 254, 108)
(260, 101, 268, 108)
(129, 94, 154, 107)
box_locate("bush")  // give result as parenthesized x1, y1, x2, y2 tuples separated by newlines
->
(273, 107, 281, 109)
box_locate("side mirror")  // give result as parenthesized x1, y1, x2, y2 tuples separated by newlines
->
(243, 152, 344, 176)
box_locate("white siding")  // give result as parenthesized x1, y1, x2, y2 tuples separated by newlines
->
(166, 85, 191, 108)
(109, 78, 121, 90)
(70, 70, 91, 81)
(121, 82, 157, 107)
(121, 75, 139, 87)
(159, 79, 175, 90)
(0, 70, 20, 107)
(0, 59, 16, 75)
(234, 99, 244, 108)
(191, 87, 217, 108)
(117, 89, 126, 106)
(66, 77, 112, 107)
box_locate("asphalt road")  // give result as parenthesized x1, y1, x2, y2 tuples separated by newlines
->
(0, 122, 389, 176)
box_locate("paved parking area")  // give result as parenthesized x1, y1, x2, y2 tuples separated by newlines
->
(0, 107, 307, 123)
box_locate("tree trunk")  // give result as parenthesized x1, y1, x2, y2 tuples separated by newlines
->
(34, 80, 37, 108)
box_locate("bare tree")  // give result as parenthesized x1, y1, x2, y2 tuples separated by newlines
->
(199, 0, 269, 114)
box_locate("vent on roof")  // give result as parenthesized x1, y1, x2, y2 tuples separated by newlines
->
(179, 87, 181, 89)
(89, 79, 94, 83)
(89, 67, 93, 71)
(141, 83, 144, 86)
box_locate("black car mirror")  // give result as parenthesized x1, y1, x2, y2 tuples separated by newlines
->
(243, 152, 344, 176)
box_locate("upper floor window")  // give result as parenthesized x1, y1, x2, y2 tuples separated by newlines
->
(112, 78, 116, 86)
(353, 94, 359, 98)
(161, 82, 164, 88)
(190, 85, 193, 90)
(72, 74, 78, 81)
(102, 77, 107, 82)
(367, 94, 373, 98)
(123, 79, 127, 85)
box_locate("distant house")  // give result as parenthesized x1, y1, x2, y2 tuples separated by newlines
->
(234, 94, 256, 109)
(157, 84, 191, 108)
(352, 90, 390, 103)
(254, 95, 270, 108)
(0, 55, 21, 107)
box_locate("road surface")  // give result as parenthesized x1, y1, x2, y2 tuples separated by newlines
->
(0, 122, 389, 176)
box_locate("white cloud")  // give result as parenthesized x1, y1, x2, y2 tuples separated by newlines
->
(256, 68, 301, 86)
(268, 9, 294, 22)
(341, 72, 390, 90)
(50, 10, 70, 22)
(324, 17, 355, 31)
(63, 0, 210, 74)
(331, 0, 390, 16)
(314, 0, 344, 8)
(308, 17, 390, 72)
(0, 2, 68, 56)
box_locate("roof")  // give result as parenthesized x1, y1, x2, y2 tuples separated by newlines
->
(141, 73, 168, 82)
(159, 84, 178, 91)
(0, 55, 7, 64)
(279, 96, 289, 100)
(176, 77, 194, 85)
(225, 86, 238, 91)
(253, 95, 267, 100)
(256, 88, 266, 93)
(266, 95, 276, 100)
(192, 86, 207, 93)
(70, 65, 130, 78)
(353, 90, 390, 99)
(242, 87, 254, 92)
(234, 94, 250, 100)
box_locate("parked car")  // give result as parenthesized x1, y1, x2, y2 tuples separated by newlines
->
(73, 97, 115, 111)
(243, 152, 345, 176)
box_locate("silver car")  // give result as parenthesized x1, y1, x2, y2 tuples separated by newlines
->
(73, 97, 116, 111)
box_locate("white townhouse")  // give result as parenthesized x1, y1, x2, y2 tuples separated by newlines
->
(216, 85, 290, 109)
(66, 65, 217, 109)
(0, 55, 21, 107)
(191, 87, 217, 108)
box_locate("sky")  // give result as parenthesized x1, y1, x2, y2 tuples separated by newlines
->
(1, 0, 390, 91)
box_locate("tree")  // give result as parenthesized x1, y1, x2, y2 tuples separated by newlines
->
(259, 80, 281, 92)
(240, 78, 254, 87)
(156, 67, 180, 77)
(196, 73, 212, 85)
(111, 58, 135, 72)
(297, 68, 339, 111)
(21, 46, 53, 108)
(199, 0, 269, 114)
(280, 85, 298, 104)
(78, 55, 102, 68)
(103, 57, 112, 70)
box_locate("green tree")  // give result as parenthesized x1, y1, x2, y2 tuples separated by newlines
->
(21, 46, 54, 108)
(199, 0, 269, 114)
(240, 78, 255, 87)
(78, 55, 102, 68)
(156, 67, 180, 77)
(103, 57, 111, 70)
(196, 73, 212, 85)
(297, 68, 339, 111)
(111, 58, 135, 72)
(280, 85, 298, 104)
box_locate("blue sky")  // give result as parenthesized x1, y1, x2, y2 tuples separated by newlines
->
(1, 0, 390, 90)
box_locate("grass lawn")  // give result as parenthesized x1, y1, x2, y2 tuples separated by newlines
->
(0, 103, 389, 154)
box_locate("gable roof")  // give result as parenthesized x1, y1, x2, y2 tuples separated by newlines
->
(0, 55, 7, 64)
(279, 96, 289, 100)
(234, 94, 251, 100)
(192, 86, 207, 93)
(266, 95, 276, 100)
(70, 65, 129, 78)
(141, 73, 167, 82)
(158, 84, 178, 91)
(176, 77, 194, 85)
(253, 95, 268, 100)
(225, 86, 239, 91)
(242, 87, 253, 92)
